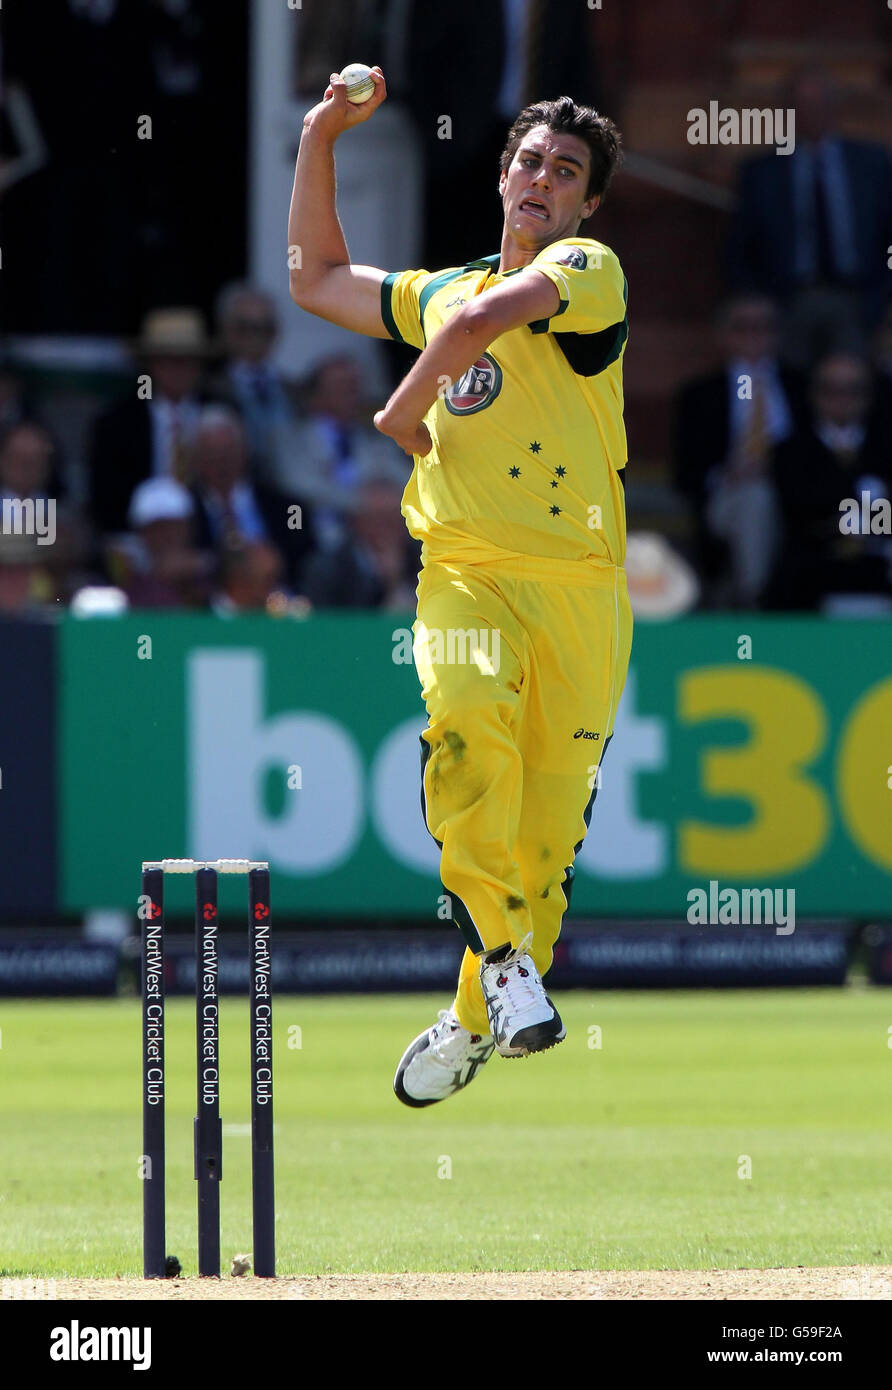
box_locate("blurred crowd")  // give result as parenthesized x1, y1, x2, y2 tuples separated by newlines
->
(2, 1, 890, 617)
(674, 297, 892, 614)
(0, 287, 421, 617)
(672, 69, 892, 615)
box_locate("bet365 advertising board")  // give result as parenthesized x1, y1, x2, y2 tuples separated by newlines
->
(53, 613, 891, 918)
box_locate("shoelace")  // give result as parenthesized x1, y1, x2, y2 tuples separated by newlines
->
(486, 932, 543, 1014)
(428, 1009, 478, 1063)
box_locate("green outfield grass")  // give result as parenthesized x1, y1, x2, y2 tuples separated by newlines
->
(0, 989, 889, 1277)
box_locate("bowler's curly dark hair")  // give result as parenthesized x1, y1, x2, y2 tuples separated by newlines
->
(499, 96, 623, 201)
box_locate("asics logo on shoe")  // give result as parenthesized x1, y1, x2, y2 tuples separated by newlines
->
(394, 1008, 495, 1107)
(479, 933, 566, 1058)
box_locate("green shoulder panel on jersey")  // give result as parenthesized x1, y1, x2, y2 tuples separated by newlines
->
(418, 267, 475, 345)
(462, 254, 501, 272)
(553, 314, 628, 377)
(383, 256, 507, 346)
(527, 299, 569, 334)
(380, 272, 407, 345)
(536, 276, 629, 378)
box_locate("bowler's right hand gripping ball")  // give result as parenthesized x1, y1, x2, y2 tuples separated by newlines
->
(339, 63, 376, 105)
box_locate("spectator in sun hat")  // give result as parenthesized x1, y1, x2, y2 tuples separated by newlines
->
(624, 532, 700, 619)
(88, 307, 217, 535)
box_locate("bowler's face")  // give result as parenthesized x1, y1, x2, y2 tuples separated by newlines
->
(500, 128, 598, 250)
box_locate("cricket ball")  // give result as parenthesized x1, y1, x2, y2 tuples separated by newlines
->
(339, 63, 376, 105)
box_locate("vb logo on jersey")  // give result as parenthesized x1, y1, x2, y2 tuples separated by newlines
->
(443, 353, 503, 416)
(553, 246, 587, 270)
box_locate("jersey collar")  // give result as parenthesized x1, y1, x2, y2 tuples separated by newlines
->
(462, 253, 522, 279)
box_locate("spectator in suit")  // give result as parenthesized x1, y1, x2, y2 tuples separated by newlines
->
(212, 283, 298, 486)
(112, 477, 212, 609)
(189, 406, 316, 590)
(301, 476, 421, 610)
(727, 67, 892, 369)
(276, 355, 410, 552)
(88, 307, 214, 535)
(768, 353, 892, 611)
(673, 295, 806, 605)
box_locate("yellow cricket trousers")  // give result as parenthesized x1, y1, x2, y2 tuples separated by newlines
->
(413, 552, 634, 1036)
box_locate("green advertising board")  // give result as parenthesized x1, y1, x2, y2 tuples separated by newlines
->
(60, 614, 892, 916)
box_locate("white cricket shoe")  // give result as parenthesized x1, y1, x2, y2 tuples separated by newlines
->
(394, 1008, 494, 1108)
(479, 933, 565, 1058)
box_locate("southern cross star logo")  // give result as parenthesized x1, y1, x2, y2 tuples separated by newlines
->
(550, 479, 558, 487)
(554, 465, 566, 477)
(509, 465, 521, 477)
(529, 441, 542, 453)
(550, 504, 561, 516)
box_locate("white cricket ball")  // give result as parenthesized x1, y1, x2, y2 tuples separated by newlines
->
(339, 63, 376, 105)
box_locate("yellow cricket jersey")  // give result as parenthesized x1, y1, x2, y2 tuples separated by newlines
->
(380, 236, 629, 569)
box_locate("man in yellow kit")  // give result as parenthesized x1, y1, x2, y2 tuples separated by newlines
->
(289, 67, 633, 1105)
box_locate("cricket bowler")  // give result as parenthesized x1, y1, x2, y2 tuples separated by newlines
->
(288, 66, 632, 1105)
